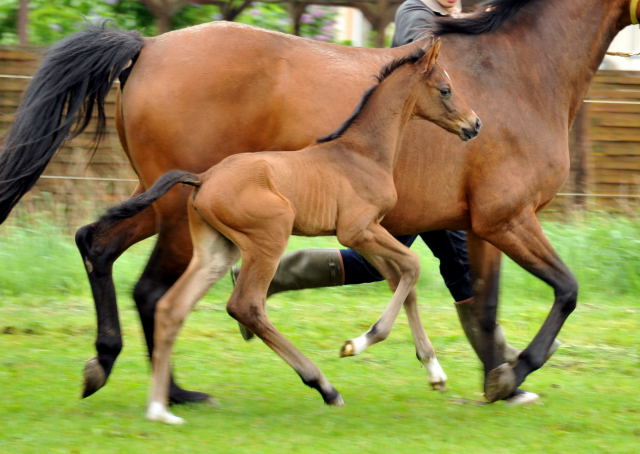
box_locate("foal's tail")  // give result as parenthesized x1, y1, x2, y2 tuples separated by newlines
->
(0, 24, 145, 224)
(98, 170, 201, 224)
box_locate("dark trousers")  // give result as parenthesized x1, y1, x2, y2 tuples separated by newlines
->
(340, 230, 472, 302)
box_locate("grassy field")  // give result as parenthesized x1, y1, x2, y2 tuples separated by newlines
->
(0, 215, 639, 453)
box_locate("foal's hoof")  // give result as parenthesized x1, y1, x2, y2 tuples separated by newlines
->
(426, 357, 448, 392)
(147, 402, 185, 425)
(237, 322, 255, 341)
(485, 363, 517, 403)
(81, 357, 106, 398)
(340, 340, 355, 357)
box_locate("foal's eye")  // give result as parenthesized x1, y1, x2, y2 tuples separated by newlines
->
(439, 87, 451, 97)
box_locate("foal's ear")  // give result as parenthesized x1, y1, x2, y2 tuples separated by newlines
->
(422, 39, 441, 75)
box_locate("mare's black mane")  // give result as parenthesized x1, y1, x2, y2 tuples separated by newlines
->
(429, 0, 539, 36)
(317, 48, 426, 143)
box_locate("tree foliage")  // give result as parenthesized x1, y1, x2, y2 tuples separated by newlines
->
(0, 0, 337, 46)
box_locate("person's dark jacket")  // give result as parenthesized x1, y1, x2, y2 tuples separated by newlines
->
(391, 0, 446, 48)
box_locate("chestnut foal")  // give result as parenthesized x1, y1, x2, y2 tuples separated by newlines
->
(98, 41, 479, 423)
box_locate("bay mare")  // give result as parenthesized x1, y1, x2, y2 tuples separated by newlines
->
(0, 0, 635, 403)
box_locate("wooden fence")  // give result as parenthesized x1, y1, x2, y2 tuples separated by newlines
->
(1, 46, 639, 224)
(584, 71, 640, 212)
(1, 47, 136, 223)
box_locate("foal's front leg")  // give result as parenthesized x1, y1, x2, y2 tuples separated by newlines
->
(403, 289, 447, 390)
(338, 222, 446, 388)
(338, 221, 420, 354)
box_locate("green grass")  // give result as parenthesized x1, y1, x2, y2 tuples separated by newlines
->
(0, 215, 639, 453)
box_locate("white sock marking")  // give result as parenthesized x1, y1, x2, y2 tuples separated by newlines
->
(146, 401, 185, 425)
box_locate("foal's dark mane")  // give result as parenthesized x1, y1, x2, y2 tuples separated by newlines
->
(430, 0, 540, 36)
(317, 48, 427, 143)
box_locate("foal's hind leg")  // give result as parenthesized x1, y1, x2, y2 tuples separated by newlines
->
(473, 210, 577, 402)
(133, 212, 216, 405)
(147, 211, 239, 424)
(76, 187, 157, 398)
(228, 247, 344, 406)
(223, 206, 343, 406)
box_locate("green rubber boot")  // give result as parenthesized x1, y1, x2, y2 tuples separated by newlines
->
(231, 249, 344, 340)
(455, 298, 560, 365)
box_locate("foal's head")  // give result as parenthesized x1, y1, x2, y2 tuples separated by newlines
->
(413, 40, 481, 141)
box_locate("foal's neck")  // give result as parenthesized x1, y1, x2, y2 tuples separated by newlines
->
(338, 64, 420, 170)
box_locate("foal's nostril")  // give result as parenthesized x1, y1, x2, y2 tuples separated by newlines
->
(462, 127, 478, 140)
(475, 118, 482, 131)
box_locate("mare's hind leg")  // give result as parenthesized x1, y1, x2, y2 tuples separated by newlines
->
(147, 208, 239, 424)
(75, 186, 157, 398)
(338, 222, 446, 389)
(472, 210, 577, 402)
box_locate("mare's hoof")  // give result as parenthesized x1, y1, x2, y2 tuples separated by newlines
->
(505, 389, 539, 406)
(485, 363, 516, 403)
(430, 381, 447, 392)
(169, 385, 216, 406)
(340, 340, 355, 357)
(237, 322, 255, 341)
(82, 357, 106, 398)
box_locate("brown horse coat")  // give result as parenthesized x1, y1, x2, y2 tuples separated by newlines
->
(1, 0, 636, 403)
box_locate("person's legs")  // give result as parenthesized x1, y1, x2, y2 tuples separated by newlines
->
(231, 235, 419, 295)
(419, 230, 520, 364)
(232, 236, 418, 340)
(341, 235, 418, 285)
(234, 231, 521, 364)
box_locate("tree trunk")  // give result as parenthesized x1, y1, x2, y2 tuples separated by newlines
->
(287, 2, 306, 36)
(18, 0, 29, 45)
(569, 104, 589, 211)
(155, 12, 172, 34)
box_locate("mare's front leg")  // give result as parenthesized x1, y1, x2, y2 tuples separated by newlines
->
(467, 232, 558, 404)
(338, 222, 446, 389)
(76, 185, 157, 398)
(147, 208, 239, 424)
(472, 210, 577, 402)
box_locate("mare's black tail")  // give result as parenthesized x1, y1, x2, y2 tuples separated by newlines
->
(97, 170, 201, 224)
(0, 25, 145, 224)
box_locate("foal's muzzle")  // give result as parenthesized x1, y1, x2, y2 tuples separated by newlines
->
(461, 117, 482, 141)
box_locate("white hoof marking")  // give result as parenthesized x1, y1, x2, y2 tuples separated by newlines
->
(146, 401, 185, 425)
(350, 336, 369, 355)
(342, 335, 368, 356)
(505, 391, 539, 406)
(426, 357, 447, 388)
